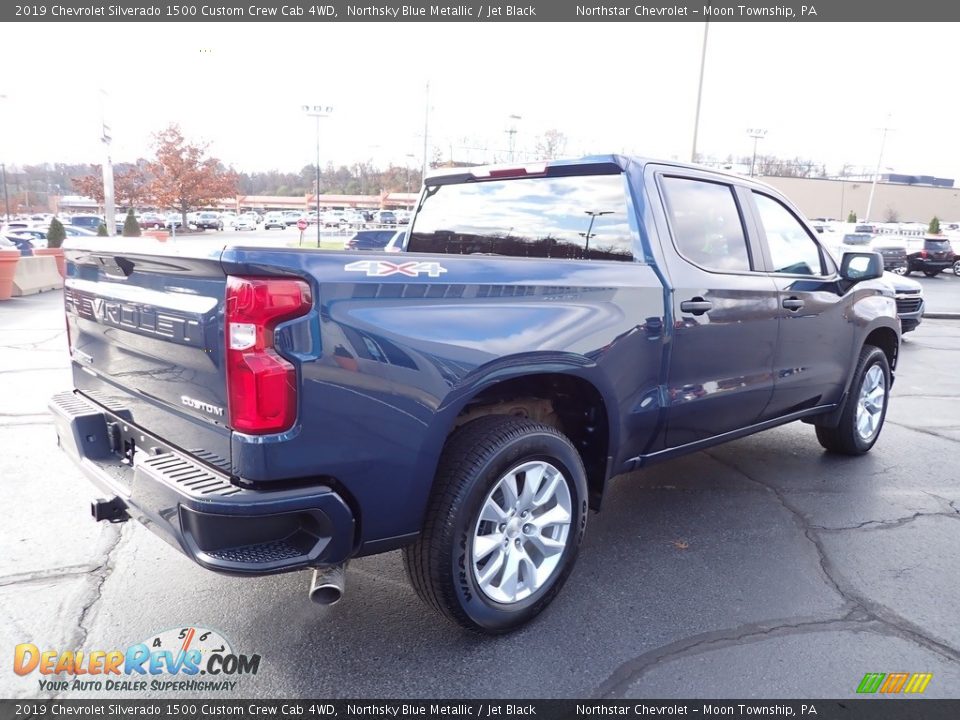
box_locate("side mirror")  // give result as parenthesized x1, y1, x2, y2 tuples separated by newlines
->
(840, 251, 884, 282)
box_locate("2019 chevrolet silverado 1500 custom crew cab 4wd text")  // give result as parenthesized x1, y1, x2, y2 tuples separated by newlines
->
(50, 156, 900, 633)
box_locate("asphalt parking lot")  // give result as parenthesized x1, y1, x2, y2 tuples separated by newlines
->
(915, 270, 960, 314)
(2, 288, 959, 700)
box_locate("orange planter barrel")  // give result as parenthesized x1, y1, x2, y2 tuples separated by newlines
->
(0, 249, 20, 300)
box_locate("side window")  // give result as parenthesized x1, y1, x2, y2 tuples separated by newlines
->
(660, 177, 752, 272)
(753, 193, 824, 275)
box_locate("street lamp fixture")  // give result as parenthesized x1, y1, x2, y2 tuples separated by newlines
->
(583, 210, 613, 259)
(303, 104, 333, 247)
(746, 128, 767, 177)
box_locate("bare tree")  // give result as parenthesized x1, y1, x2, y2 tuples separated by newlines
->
(533, 129, 568, 161)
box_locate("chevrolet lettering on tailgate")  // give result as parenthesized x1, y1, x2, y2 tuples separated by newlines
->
(65, 288, 202, 346)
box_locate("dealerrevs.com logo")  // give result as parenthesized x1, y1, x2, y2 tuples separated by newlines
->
(14, 626, 261, 693)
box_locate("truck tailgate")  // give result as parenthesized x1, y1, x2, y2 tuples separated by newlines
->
(64, 239, 232, 472)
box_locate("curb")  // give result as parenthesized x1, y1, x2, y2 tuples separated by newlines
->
(924, 312, 960, 320)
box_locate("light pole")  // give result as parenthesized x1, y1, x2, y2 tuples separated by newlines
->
(421, 81, 430, 181)
(506, 114, 522, 162)
(303, 104, 333, 247)
(583, 210, 613, 259)
(100, 89, 116, 236)
(0, 163, 9, 224)
(691, 16, 710, 163)
(747, 128, 767, 177)
(0, 94, 9, 223)
(404, 153, 417, 194)
(864, 117, 893, 224)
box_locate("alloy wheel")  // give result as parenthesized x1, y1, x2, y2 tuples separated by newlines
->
(856, 364, 886, 441)
(471, 460, 572, 604)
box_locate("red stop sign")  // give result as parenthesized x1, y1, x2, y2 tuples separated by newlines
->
(296, 219, 308, 231)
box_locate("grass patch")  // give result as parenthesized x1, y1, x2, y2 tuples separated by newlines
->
(285, 239, 345, 250)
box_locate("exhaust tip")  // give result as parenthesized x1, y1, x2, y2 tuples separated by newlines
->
(309, 584, 343, 606)
(308, 565, 346, 606)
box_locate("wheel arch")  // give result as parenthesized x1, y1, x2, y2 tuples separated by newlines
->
(416, 362, 619, 522)
(808, 319, 899, 432)
(863, 324, 899, 373)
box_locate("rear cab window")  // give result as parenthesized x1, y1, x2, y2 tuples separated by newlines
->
(407, 172, 637, 261)
(659, 176, 752, 272)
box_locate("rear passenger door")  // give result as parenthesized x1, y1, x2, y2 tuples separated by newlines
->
(653, 172, 780, 448)
(746, 190, 852, 418)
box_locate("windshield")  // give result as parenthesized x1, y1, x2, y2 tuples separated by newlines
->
(408, 173, 636, 261)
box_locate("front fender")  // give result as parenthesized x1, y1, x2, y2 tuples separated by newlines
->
(846, 280, 900, 383)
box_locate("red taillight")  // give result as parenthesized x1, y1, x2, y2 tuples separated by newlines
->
(225, 276, 312, 434)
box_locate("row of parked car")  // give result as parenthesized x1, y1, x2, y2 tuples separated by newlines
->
(1, 215, 103, 254)
(826, 231, 960, 278)
(138, 207, 413, 232)
(810, 228, 958, 336)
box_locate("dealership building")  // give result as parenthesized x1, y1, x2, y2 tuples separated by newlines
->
(761, 174, 958, 223)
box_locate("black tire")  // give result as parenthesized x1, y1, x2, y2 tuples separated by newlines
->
(403, 415, 588, 634)
(815, 345, 891, 455)
(953, 259, 960, 277)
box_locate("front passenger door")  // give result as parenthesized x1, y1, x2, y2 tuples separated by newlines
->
(749, 191, 852, 419)
(656, 175, 781, 449)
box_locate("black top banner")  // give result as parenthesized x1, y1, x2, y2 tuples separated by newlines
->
(5, 0, 960, 23)
(2, 700, 960, 720)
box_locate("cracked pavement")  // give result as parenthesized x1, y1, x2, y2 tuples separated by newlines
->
(1, 291, 959, 699)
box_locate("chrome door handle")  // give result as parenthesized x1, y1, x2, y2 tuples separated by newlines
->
(680, 298, 713, 315)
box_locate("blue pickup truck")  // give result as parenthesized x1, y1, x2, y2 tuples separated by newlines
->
(51, 156, 900, 633)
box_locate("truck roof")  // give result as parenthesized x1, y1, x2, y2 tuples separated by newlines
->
(423, 154, 764, 189)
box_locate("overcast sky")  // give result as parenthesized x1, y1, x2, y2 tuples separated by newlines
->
(1, 22, 956, 179)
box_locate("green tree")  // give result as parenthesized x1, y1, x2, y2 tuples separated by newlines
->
(47, 218, 66, 249)
(122, 208, 141, 237)
(929, 216, 941, 235)
(847, 210, 857, 223)
(96, 223, 108, 237)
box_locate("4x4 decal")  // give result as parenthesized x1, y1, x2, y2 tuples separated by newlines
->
(344, 260, 448, 278)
